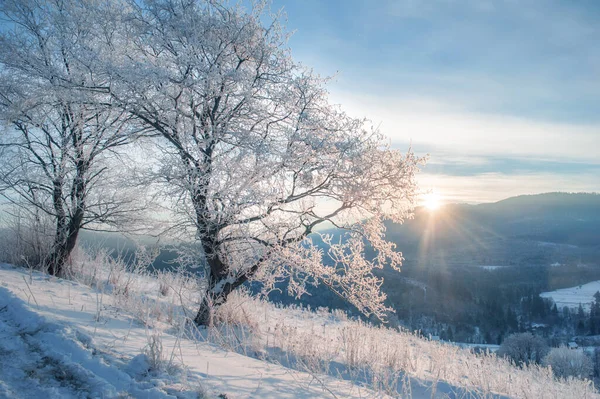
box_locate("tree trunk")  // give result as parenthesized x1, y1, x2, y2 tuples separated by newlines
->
(46, 152, 87, 277)
(193, 252, 229, 326)
(193, 278, 243, 326)
(193, 258, 261, 326)
(45, 209, 84, 277)
(45, 226, 80, 277)
(187, 155, 263, 326)
(47, 179, 67, 276)
(194, 290, 228, 327)
(45, 244, 68, 277)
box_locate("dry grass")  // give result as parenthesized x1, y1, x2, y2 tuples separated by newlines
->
(36, 247, 600, 399)
(209, 291, 599, 399)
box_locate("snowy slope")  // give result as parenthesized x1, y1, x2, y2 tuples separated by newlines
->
(0, 264, 384, 399)
(1, 262, 596, 399)
(0, 286, 187, 398)
(540, 281, 600, 311)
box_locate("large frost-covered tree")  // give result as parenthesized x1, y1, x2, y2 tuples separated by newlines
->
(0, 0, 142, 275)
(101, 0, 423, 325)
(0, 0, 423, 324)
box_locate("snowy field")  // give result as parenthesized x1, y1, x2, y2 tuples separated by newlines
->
(0, 263, 384, 398)
(541, 281, 600, 311)
(1, 260, 598, 398)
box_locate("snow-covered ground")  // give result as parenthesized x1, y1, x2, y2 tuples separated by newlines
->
(1, 261, 597, 398)
(0, 263, 383, 398)
(541, 281, 600, 311)
(0, 285, 192, 398)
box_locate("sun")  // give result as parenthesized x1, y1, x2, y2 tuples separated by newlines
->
(423, 192, 442, 211)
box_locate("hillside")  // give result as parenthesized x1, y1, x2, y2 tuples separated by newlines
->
(3, 192, 599, 359)
(387, 192, 600, 264)
(0, 263, 385, 398)
(378, 192, 600, 339)
(0, 258, 597, 398)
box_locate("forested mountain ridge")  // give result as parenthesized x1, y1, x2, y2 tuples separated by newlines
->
(264, 192, 600, 344)
(386, 192, 600, 254)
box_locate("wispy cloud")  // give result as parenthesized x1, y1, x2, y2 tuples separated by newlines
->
(282, 0, 600, 122)
(419, 172, 600, 204)
(274, 0, 600, 202)
(332, 91, 600, 164)
(333, 91, 600, 203)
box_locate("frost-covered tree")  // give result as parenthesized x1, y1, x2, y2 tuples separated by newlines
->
(497, 332, 549, 366)
(100, 0, 423, 326)
(543, 346, 592, 379)
(0, 0, 143, 275)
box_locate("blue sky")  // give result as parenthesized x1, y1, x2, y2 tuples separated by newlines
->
(272, 0, 600, 203)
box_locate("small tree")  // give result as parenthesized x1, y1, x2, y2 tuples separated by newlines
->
(543, 346, 592, 379)
(103, 0, 423, 325)
(593, 347, 600, 378)
(0, 0, 143, 275)
(497, 332, 549, 366)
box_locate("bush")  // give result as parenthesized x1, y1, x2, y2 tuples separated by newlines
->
(543, 346, 592, 379)
(0, 209, 53, 268)
(497, 332, 549, 366)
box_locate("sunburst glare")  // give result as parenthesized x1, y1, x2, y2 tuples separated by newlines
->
(423, 191, 443, 211)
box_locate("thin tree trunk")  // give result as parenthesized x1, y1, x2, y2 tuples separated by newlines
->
(47, 180, 67, 276)
(46, 159, 86, 277)
(46, 244, 67, 276)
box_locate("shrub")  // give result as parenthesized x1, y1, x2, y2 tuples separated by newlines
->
(497, 332, 549, 366)
(543, 346, 592, 379)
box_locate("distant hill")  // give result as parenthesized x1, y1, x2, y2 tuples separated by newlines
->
(385, 192, 600, 265)
(263, 192, 600, 318)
